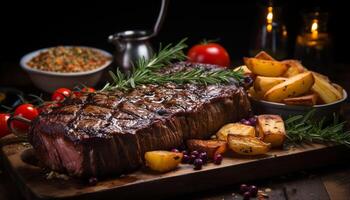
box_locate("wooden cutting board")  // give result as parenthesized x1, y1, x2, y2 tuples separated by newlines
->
(1, 135, 350, 200)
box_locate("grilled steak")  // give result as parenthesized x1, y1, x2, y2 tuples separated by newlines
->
(29, 62, 251, 178)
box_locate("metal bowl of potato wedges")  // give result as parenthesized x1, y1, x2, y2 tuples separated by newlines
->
(242, 51, 348, 120)
(250, 89, 347, 120)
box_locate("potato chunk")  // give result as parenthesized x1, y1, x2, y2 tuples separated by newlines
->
(282, 60, 306, 77)
(264, 72, 315, 102)
(244, 57, 288, 77)
(257, 115, 286, 148)
(254, 76, 287, 96)
(233, 65, 253, 76)
(254, 51, 276, 61)
(216, 123, 256, 141)
(187, 139, 227, 159)
(311, 73, 343, 104)
(145, 151, 183, 173)
(227, 134, 271, 155)
(283, 94, 318, 106)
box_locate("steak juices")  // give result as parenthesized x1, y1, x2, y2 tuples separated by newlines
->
(29, 63, 251, 177)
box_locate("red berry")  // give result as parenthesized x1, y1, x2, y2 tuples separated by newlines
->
(181, 150, 189, 156)
(171, 148, 179, 153)
(240, 184, 249, 194)
(249, 185, 258, 197)
(213, 154, 223, 165)
(193, 158, 203, 170)
(243, 191, 251, 200)
(88, 177, 98, 186)
(182, 154, 190, 164)
(189, 154, 197, 164)
(240, 119, 252, 126)
(199, 152, 208, 163)
(191, 150, 199, 157)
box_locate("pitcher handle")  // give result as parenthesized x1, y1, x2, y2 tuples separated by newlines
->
(151, 0, 169, 38)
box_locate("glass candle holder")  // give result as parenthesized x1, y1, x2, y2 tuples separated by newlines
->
(250, 3, 288, 59)
(294, 12, 332, 73)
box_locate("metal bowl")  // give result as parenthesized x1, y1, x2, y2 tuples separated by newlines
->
(250, 90, 348, 120)
(20, 46, 113, 93)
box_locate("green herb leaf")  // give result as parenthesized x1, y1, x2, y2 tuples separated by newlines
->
(102, 38, 244, 91)
(285, 110, 350, 147)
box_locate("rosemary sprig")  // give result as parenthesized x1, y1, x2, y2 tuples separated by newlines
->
(102, 38, 244, 91)
(285, 110, 350, 147)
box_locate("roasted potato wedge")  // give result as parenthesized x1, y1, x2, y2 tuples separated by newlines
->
(248, 86, 262, 100)
(255, 51, 275, 61)
(282, 60, 306, 77)
(257, 115, 286, 148)
(254, 76, 287, 96)
(283, 93, 318, 106)
(312, 71, 330, 82)
(187, 139, 227, 159)
(244, 57, 288, 77)
(264, 72, 315, 102)
(216, 123, 256, 141)
(332, 83, 344, 95)
(227, 134, 271, 155)
(311, 73, 343, 104)
(233, 65, 253, 76)
(145, 151, 183, 173)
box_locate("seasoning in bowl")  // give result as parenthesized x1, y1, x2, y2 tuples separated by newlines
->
(26, 46, 111, 73)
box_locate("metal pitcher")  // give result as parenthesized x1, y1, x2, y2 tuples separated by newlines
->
(108, 0, 169, 75)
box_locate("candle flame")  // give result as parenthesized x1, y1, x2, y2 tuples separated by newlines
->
(282, 26, 288, 37)
(311, 19, 318, 32)
(311, 19, 318, 39)
(266, 6, 273, 24)
(267, 24, 273, 32)
(266, 6, 273, 32)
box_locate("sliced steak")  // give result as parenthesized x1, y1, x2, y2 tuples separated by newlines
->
(29, 62, 251, 178)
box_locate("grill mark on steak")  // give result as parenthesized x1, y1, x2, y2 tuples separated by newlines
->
(29, 62, 251, 178)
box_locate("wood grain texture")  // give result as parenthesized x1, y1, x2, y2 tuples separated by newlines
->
(1, 138, 350, 200)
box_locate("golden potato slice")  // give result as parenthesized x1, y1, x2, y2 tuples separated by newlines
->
(254, 51, 275, 61)
(227, 134, 271, 155)
(244, 57, 288, 77)
(257, 115, 286, 148)
(233, 65, 253, 76)
(282, 60, 306, 77)
(248, 86, 262, 100)
(311, 73, 343, 104)
(216, 123, 256, 141)
(311, 71, 330, 82)
(283, 93, 318, 106)
(332, 83, 344, 95)
(187, 139, 227, 159)
(264, 72, 315, 103)
(254, 76, 287, 96)
(145, 151, 183, 173)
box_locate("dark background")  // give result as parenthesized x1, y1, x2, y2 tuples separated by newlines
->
(0, 0, 349, 86)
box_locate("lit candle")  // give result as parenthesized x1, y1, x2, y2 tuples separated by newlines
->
(266, 6, 273, 32)
(311, 19, 318, 40)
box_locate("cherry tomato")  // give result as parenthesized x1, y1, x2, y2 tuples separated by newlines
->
(52, 88, 72, 102)
(12, 104, 39, 132)
(0, 113, 10, 138)
(81, 87, 95, 93)
(187, 43, 230, 67)
(74, 87, 95, 97)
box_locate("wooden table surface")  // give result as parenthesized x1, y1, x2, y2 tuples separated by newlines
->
(0, 62, 349, 200)
(1, 159, 350, 200)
